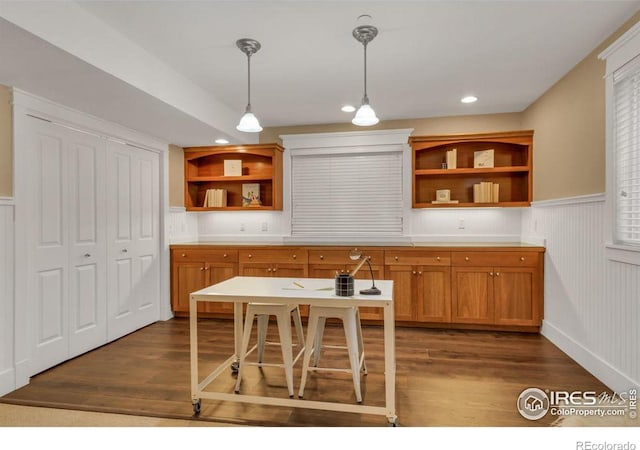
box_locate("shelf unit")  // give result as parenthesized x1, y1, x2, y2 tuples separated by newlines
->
(410, 130, 533, 208)
(184, 143, 284, 211)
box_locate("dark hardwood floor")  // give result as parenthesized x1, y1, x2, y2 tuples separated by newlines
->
(1, 318, 612, 426)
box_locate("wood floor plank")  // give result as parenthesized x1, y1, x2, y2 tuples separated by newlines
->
(0, 317, 617, 426)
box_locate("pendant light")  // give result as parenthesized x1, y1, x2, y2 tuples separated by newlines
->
(236, 38, 263, 133)
(352, 24, 379, 126)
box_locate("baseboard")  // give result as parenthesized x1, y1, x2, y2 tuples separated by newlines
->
(541, 320, 639, 392)
(0, 368, 15, 396)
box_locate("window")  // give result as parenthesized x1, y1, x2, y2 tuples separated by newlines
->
(291, 150, 403, 237)
(613, 60, 640, 246)
(600, 21, 640, 263)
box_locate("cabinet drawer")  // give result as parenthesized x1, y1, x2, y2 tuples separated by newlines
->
(309, 249, 384, 265)
(452, 251, 539, 267)
(172, 249, 238, 263)
(385, 251, 451, 266)
(239, 248, 308, 264)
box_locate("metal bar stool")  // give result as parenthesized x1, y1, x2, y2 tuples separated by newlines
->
(298, 305, 367, 403)
(234, 303, 305, 398)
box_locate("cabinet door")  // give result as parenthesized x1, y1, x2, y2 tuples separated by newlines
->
(172, 262, 206, 313)
(308, 265, 342, 279)
(384, 265, 414, 321)
(493, 267, 538, 326)
(203, 263, 237, 314)
(239, 263, 272, 277)
(452, 267, 494, 324)
(416, 266, 451, 323)
(271, 263, 308, 278)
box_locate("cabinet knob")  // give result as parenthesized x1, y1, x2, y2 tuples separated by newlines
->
(496, 272, 500, 276)
(341, 269, 345, 273)
(465, 256, 469, 261)
(520, 257, 525, 261)
(181, 253, 186, 257)
(412, 271, 417, 275)
(273, 267, 277, 272)
(418, 271, 422, 275)
(489, 272, 493, 276)
(346, 269, 350, 273)
(394, 256, 399, 261)
(320, 255, 324, 260)
(205, 266, 210, 270)
(84, 253, 91, 258)
(292, 254, 297, 259)
(267, 268, 272, 272)
(248, 254, 252, 259)
(223, 254, 228, 258)
(200, 267, 205, 271)
(436, 256, 441, 261)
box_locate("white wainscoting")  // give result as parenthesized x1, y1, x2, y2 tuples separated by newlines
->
(522, 194, 639, 392)
(0, 199, 15, 395)
(168, 207, 199, 243)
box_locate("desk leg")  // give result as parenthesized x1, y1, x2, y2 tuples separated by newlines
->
(383, 301, 398, 426)
(231, 301, 243, 372)
(189, 295, 201, 414)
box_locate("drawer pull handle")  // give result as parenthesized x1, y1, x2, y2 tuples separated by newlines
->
(223, 254, 228, 258)
(465, 256, 469, 261)
(520, 257, 525, 261)
(181, 253, 186, 257)
(394, 256, 399, 261)
(293, 254, 297, 259)
(436, 256, 441, 261)
(248, 254, 252, 259)
(320, 255, 324, 260)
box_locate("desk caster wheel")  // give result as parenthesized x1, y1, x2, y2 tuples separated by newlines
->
(192, 400, 201, 415)
(231, 361, 239, 373)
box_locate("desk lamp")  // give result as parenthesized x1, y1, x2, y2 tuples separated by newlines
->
(349, 248, 381, 295)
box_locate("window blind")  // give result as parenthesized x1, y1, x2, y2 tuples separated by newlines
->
(614, 60, 640, 246)
(291, 151, 403, 237)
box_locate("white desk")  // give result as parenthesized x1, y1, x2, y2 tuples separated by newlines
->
(189, 276, 397, 425)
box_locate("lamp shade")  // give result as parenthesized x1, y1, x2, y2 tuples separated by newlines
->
(236, 111, 263, 132)
(352, 103, 379, 126)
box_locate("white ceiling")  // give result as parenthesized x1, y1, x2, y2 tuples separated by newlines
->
(1, 1, 640, 146)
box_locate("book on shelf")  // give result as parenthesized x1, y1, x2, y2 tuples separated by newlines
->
(242, 183, 261, 207)
(223, 160, 242, 176)
(473, 182, 500, 203)
(445, 148, 457, 169)
(202, 188, 227, 207)
(474, 149, 494, 168)
(431, 200, 459, 204)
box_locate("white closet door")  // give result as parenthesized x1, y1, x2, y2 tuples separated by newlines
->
(67, 132, 107, 358)
(106, 141, 160, 341)
(26, 118, 107, 374)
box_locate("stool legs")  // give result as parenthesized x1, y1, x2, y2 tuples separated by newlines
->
(275, 309, 295, 398)
(234, 308, 257, 394)
(342, 309, 362, 403)
(256, 314, 269, 365)
(298, 308, 320, 399)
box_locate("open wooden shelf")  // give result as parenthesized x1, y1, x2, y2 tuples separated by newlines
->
(184, 143, 283, 211)
(410, 131, 533, 208)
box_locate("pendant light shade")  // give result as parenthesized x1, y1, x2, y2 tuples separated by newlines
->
(352, 24, 379, 126)
(236, 38, 263, 133)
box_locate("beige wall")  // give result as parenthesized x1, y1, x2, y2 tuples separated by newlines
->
(522, 11, 640, 201)
(0, 85, 11, 197)
(169, 144, 184, 207)
(259, 113, 523, 145)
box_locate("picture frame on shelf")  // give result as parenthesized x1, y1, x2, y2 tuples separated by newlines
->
(242, 183, 261, 207)
(473, 149, 494, 168)
(224, 160, 242, 176)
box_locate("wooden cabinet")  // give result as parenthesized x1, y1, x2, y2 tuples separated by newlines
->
(171, 248, 238, 315)
(451, 251, 542, 327)
(410, 130, 533, 208)
(183, 143, 283, 211)
(385, 251, 451, 323)
(169, 244, 544, 331)
(308, 249, 384, 320)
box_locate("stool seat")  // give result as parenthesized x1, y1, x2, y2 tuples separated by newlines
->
(298, 305, 367, 403)
(234, 303, 305, 398)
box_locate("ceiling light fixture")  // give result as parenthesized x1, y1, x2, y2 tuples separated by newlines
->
(461, 95, 478, 104)
(215, 138, 230, 144)
(236, 38, 263, 133)
(352, 23, 379, 126)
(341, 105, 356, 113)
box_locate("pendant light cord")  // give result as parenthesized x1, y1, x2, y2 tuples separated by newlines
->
(246, 53, 252, 111)
(363, 42, 368, 103)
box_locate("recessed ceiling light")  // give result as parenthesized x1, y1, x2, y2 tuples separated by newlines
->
(341, 105, 356, 113)
(461, 96, 478, 104)
(214, 138, 230, 144)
